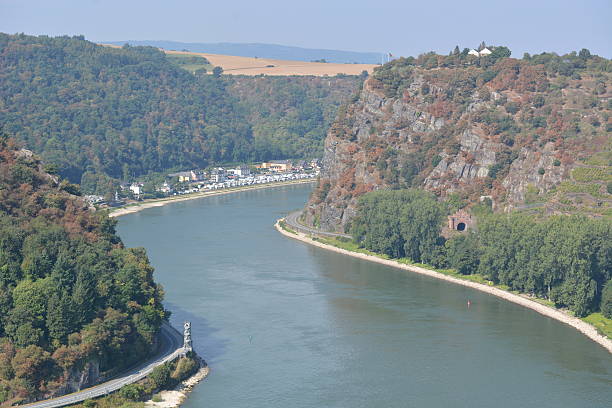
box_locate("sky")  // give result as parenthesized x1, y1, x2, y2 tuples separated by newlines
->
(1, 0, 611, 58)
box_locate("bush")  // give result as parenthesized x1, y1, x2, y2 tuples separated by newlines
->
(119, 384, 145, 401)
(602, 280, 612, 319)
(149, 362, 172, 389)
(172, 356, 199, 381)
(505, 101, 520, 114)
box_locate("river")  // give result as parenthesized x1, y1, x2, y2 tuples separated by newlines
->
(116, 184, 612, 408)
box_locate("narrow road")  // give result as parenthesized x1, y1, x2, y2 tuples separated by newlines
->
(284, 211, 351, 239)
(19, 322, 184, 408)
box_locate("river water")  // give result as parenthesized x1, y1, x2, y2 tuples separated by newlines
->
(117, 184, 611, 408)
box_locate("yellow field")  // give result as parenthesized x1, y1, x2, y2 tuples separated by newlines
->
(101, 44, 377, 76)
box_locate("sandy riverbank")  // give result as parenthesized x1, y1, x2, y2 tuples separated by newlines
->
(275, 220, 612, 353)
(108, 179, 316, 218)
(145, 363, 210, 408)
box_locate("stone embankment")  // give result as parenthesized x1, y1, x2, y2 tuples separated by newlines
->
(275, 219, 612, 354)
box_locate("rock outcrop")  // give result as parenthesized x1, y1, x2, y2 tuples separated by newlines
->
(304, 58, 610, 232)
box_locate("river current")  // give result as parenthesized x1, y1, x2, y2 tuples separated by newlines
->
(117, 184, 611, 408)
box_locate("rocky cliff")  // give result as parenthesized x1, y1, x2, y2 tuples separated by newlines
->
(304, 52, 611, 232)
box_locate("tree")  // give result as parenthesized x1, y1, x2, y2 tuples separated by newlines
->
(351, 189, 446, 263)
(602, 280, 612, 318)
(453, 45, 460, 55)
(490, 46, 511, 60)
(212, 66, 223, 77)
(445, 234, 480, 274)
(11, 345, 52, 389)
(578, 48, 591, 59)
(119, 383, 144, 401)
(46, 292, 74, 344)
(149, 362, 172, 389)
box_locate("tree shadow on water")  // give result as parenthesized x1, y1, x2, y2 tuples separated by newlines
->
(165, 301, 229, 364)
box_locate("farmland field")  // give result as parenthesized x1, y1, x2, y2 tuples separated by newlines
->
(102, 44, 377, 76)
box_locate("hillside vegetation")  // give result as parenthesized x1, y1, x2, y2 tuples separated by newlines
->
(0, 136, 166, 405)
(0, 34, 361, 195)
(229, 75, 362, 159)
(351, 189, 611, 318)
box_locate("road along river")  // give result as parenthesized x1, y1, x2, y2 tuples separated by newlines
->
(117, 183, 612, 408)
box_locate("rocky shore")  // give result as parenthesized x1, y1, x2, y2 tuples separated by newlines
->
(145, 361, 210, 408)
(275, 220, 612, 353)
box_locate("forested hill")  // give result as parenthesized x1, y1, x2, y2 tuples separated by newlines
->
(0, 33, 360, 194)
(0, 135, 166, 405)
(0, 33, 252, 192)
(228, 75, 360, 159)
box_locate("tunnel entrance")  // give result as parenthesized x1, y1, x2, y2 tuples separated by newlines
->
(456, 222, 466, 231)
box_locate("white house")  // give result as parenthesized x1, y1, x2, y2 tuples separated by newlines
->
(233, 165, 251, 177)
(210, 169, 226, 183)
(479, 47, 492, 56)
(468, 49, 480, 57)
(157, 181, 172, 194)
(129, 183, 142, 196)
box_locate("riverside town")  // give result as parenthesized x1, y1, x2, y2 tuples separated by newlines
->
(85, 159, 320, 206)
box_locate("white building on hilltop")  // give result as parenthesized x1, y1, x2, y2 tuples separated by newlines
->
(468, 48, 492, 57)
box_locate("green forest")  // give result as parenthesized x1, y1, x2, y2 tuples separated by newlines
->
(351, 189, 612, 318)
(229, 75, 360, 160)
(0, 33, 359, 194)
(0, 136, 166, 405)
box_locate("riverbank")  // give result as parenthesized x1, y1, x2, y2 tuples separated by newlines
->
(275, 219, 612, 353)
(108, 179, 316, 218)
(145, 362, 210, 408)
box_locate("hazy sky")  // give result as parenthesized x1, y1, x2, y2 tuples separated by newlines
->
(1, 0, 611, 58)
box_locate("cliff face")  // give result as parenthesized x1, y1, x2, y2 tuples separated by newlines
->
(304, 56, 611, 232)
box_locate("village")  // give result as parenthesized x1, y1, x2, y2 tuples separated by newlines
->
(85, 159, 320, 206)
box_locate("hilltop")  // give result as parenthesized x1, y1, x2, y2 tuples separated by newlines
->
(105, 40, 382, 64)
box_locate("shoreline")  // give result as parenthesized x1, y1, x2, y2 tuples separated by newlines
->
(145, 360, 210, 408)
(275, 220, 612, 354)
(108, 179, 316, 218)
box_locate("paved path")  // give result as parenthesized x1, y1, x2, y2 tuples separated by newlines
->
(284, 211, 351, 239)
(19, 322, 185, 408)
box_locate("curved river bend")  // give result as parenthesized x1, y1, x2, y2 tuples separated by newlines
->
(117, 184, 612, 408)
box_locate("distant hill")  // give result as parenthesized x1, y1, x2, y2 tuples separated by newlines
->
(105, 40, 382, 64)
